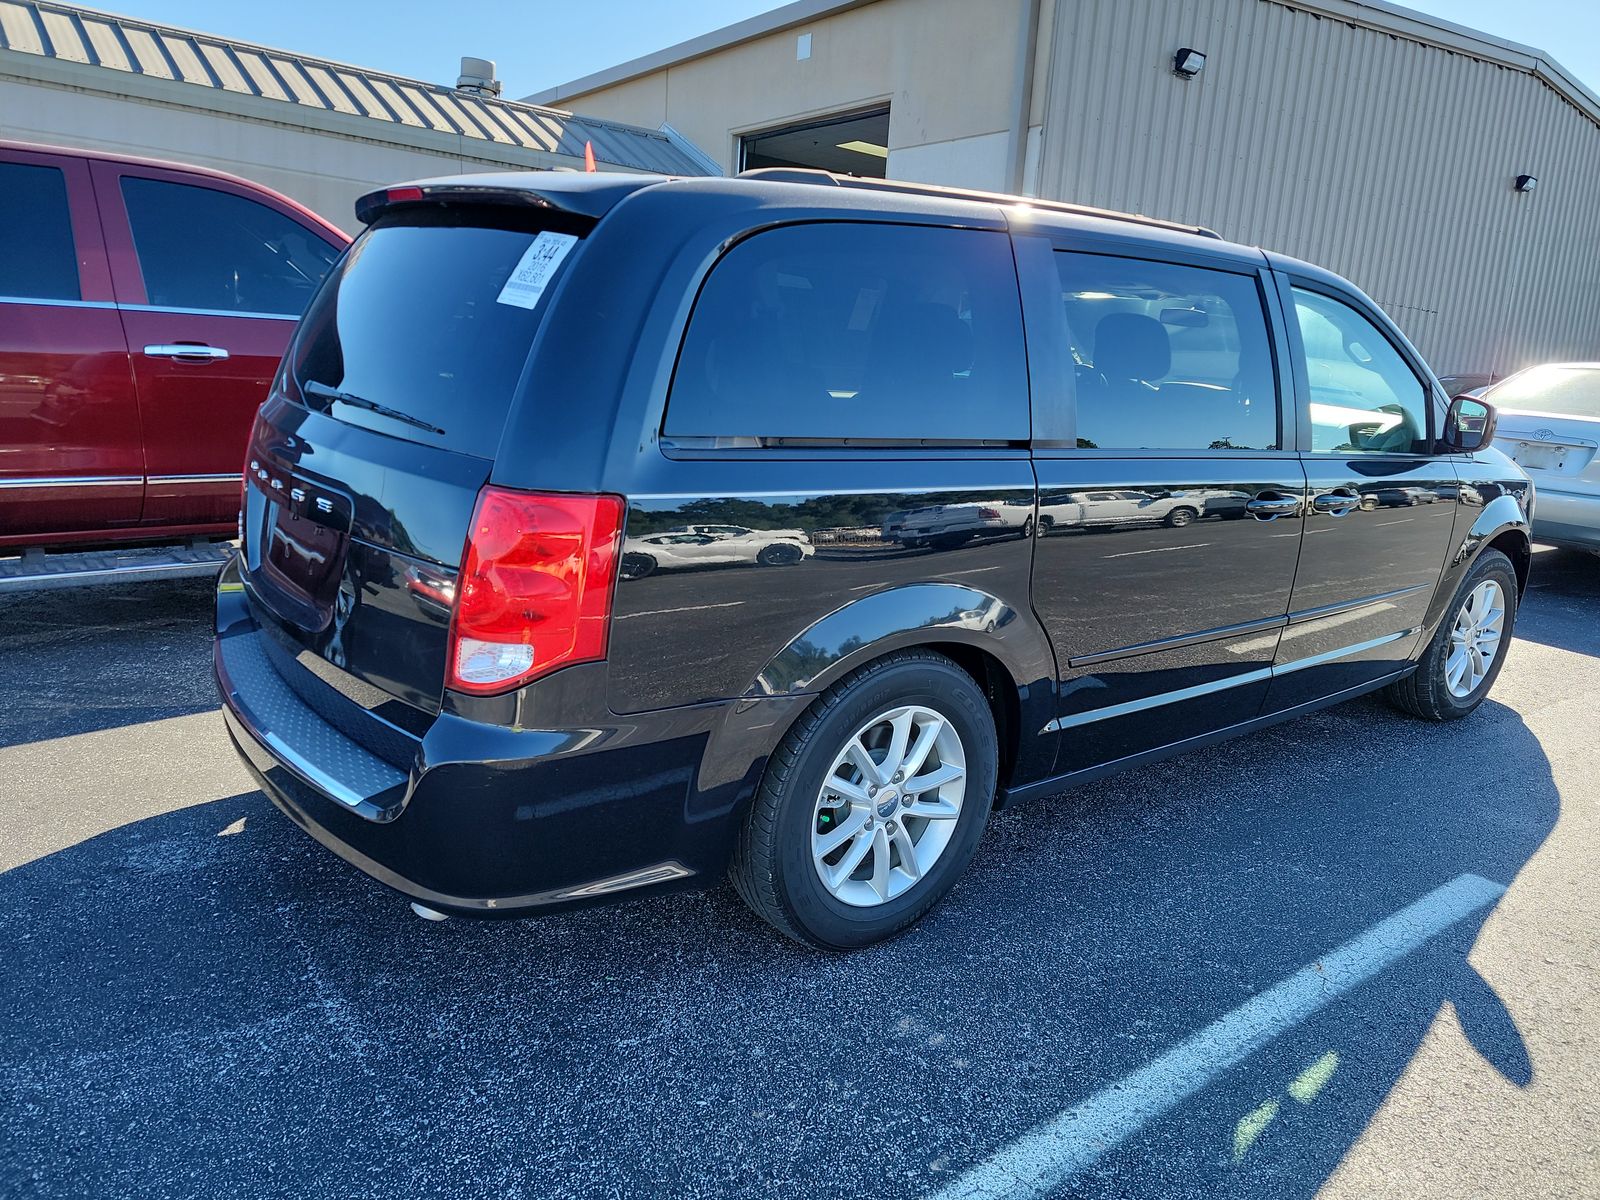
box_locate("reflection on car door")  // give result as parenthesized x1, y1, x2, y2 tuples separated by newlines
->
(0, 148, 142, 540)
(1024, 240, 1308, 773)
(93, 161, 342, 529)
(1264, 277, 1459, 709)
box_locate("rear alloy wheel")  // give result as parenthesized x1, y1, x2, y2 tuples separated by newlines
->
(1386, 548, 1517, 720)
(619, 552, 657, 581)
(731, 650, 997, 948)
(809, 704, 966, 907)
(1165, 506, 1198, 528)
(757, 542, 804, 567)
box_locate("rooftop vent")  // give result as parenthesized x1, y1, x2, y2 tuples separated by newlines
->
(456, 56, 501, 98)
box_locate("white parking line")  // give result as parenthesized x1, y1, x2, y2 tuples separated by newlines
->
(928, 872, 1507, 1200)
(1101, 543, 1212, 560)
(614, 601, 745, 620)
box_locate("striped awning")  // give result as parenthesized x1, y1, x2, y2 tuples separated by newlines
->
(0, 0, 709, 174)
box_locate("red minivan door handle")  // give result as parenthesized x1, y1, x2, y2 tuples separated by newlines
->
(143, 343, 230, 362)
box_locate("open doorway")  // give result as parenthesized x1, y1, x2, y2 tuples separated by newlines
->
(740, 108, 890, 177)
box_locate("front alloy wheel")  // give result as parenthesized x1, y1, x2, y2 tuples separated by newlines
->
(1386, 547, 1517, 720)
(1445, 579, 1506, 698)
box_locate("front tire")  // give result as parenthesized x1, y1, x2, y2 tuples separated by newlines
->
(730, 650, 998, 949)
(1164, 506, 1199, 528)
(1386, 549, 1517, 720)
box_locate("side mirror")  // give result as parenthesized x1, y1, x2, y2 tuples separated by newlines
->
(1441, 394, 1497, 453)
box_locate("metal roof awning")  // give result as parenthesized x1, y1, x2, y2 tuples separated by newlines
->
(0, 0, 714, 174)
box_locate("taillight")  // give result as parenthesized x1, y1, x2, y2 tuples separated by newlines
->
(978, 506, 1002, 520)
(447, 487, 625, 695)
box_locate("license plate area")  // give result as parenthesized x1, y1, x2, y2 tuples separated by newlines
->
(1511, 441, 1572, 472)
(250, 467, 355, 633)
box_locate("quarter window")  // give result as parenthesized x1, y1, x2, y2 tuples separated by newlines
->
(1055, 252, 1278, 450)
(1293, 288, 1430, 454)
(121, 177, 340, 316)
(665, 223, 1028, 444)
(0, 162, 79, 301)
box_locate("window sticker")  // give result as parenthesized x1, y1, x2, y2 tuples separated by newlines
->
(496, 232, 579, 309)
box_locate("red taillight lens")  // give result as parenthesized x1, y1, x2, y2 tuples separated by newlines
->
(386, 185, 424, 204)
(447, 488, 625, 695)
(978, 506, 1002, 520)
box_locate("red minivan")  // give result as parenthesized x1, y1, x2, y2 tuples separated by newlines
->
(0, 141, 348, 551)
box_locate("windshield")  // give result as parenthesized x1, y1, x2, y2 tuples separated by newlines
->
(1486, 365, 1600, 420)
(287, 211, 581, 458)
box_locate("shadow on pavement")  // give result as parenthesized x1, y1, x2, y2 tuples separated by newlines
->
(0, 693, 1556, 1200)
(1515, 548, 1600, 658)
(0, 578, 217, 747)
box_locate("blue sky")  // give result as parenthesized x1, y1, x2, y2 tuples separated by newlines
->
(99, 0, 1600, 99)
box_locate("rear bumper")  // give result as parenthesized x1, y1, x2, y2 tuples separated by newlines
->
(215, 560, 790, 915)
(1529, 487, 1600, 550)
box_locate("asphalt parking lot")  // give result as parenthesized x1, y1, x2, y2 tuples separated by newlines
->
(2, 548, 1597, 1200)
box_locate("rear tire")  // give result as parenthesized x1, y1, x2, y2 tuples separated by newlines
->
(730, 650, 998, 949)
(1164, 506, 1199, 528)
(1385, 549, 1517, 720)
(619, 552, 657, 581)
(757, 542, 804, 567)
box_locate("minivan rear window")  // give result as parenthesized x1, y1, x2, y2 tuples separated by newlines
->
(288, 212, 580, 458)
(664, 222, 1029, 445)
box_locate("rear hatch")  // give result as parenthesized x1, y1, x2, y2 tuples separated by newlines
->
(239, 199, 588, 727)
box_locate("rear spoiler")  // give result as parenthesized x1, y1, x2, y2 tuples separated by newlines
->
(354, 175, 658, 226)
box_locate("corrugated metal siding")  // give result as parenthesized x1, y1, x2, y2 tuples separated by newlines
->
(0, 0, 710, 175)
(1036, 0, 1600, 373)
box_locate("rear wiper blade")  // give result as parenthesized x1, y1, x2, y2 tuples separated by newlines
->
(302, 380, 445, 436)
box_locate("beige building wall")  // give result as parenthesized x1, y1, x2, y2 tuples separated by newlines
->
(534, 0, 1600, 377)
(1036, 0, 1600, 376)
(548, 0, 1031, 191)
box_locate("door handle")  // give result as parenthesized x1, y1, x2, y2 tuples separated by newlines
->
(1312, 488, 1362, 515)
(144, 343, 230, 361)
(1245, 493, 1302, 520)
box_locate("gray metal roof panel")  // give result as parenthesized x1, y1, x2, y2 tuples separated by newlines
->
(0, 0, 712, 173)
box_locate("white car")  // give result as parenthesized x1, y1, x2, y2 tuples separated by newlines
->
(882, 501, 1031, 548)
(619, 526, 814, 579)
(1037, 489, 1205, 532)
(1484, 363, 1600, 552)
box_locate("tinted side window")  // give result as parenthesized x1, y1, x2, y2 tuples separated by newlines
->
(0, 162, 79, 301)
(665, 223, 1028, 444)
(122, 177, 340, 316)
(1293, 288, 1429, 454)
(1055, 252, 1278, 450)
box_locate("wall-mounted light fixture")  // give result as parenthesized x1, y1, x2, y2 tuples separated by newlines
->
(1515, 174, 1538, 192)
(1173, 47, 1206, 77)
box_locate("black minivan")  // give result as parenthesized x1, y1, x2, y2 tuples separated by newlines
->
(216, 169, 1532, 948)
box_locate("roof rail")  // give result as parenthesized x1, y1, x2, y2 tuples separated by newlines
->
(737, 167, 1222, 239)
